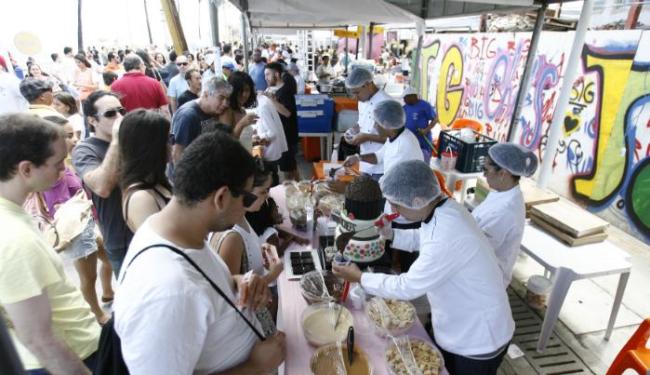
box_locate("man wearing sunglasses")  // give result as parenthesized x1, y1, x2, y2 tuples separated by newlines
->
(114, 131, 286, 374)
(72, 91, 133, 276)
(167, 55, 190, 113)
(110, 55, 170, 119)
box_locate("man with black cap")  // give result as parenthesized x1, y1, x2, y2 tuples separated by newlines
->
(19, 78, 63, 118)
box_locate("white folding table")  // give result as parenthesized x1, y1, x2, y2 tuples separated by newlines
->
(299, 132, 332, 161)
(429, 158, 484, 203)
(520, 223, 632, 352)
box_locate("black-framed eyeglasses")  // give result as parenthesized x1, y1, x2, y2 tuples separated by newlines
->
(100, 107, 126, 118)
(231, 188, 258, 208)
(177, 62, 189, 66)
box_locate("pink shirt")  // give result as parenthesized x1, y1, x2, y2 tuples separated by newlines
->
(42, 168, 82, 218)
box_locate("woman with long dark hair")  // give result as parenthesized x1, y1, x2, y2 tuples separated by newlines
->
(219, 71, 258, 139)
(136, 49, 164, 85)
(119, 109, 172, 232)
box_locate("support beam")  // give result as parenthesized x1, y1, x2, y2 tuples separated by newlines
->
(367, 23, 375, 60)
(241, 12, 250, 72)
(508, 3, 547, 142)
(537, 0, 594, 189)
(209, 0, 220, 47)
(160, 0, 188, 54)
(625, 3, 643, 29)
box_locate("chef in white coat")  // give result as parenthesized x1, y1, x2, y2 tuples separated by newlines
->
(342, 99, 423, 177)
(344, 68, 392, 181)
(472, 143, 538, 288)
(333, 160, 514, 375)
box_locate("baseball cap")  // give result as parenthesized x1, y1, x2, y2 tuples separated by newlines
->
(19, 78, 54, 102)
(222, 61, 235, 70)
(402, 86, 418, 97)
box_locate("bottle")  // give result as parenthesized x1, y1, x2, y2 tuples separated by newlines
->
(330, 144, 339, 162)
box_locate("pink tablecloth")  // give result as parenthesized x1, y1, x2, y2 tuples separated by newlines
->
(273, 181, 448, 374)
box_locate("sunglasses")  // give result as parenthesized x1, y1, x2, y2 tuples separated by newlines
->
(177, 62, 189, 66)
(231, 188, 258, 208)
(100, 107, 126, 118)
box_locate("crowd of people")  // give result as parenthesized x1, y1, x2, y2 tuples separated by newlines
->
(0, 33, 539, 374)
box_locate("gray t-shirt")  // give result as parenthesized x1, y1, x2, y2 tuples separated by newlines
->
(72, 137, 133, 262)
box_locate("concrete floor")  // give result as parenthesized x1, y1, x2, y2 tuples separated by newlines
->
(62, 148, 650, 374)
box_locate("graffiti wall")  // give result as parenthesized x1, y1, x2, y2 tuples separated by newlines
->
(420, 30, 650, 245)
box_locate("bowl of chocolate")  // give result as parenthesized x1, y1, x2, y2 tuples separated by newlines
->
(300, 270, 344, 304)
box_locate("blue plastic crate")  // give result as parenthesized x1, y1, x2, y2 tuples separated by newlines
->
(298, 116, 333, 133)
(296, 95, 335, 118)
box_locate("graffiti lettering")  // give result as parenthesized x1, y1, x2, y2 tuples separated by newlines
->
(436, 45, 464, 127)
(572, 46, 636, 203)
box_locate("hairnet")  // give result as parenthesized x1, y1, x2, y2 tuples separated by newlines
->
(345, 67, 373, 89)
(380, 160, 441, 210)
(488, 143, 539, 177)
(373, 100, 405, 130)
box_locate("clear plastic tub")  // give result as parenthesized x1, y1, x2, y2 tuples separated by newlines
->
(385, 337, 444, 375)
(301, 302, 353, 347)
(300, 270, 344, 304)
(365, 298, 416, 337)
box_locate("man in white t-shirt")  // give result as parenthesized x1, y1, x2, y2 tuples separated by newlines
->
(345, 68, 391, 180)
(167, 55, 190, 113)
(113, 131, 286, 374)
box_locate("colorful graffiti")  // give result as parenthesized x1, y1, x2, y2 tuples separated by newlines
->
(420, 30, 650, 244)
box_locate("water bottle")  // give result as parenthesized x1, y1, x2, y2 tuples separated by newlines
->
(330, 144, 339, 162)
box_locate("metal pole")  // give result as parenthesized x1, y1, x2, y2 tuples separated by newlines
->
(367, 22, 374, 60)
(241, 12, 250, 72)
(413, 20, 425, 94)
(537, 0, 593, 189)
(209, 0, 220, 47)
(344, 26, 349, 75)
(508, 3, 547, 142)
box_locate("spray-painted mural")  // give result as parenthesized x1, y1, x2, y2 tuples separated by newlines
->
(420, 30, 650, 245)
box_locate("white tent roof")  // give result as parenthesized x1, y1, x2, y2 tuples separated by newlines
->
(230, 0, 422, 29)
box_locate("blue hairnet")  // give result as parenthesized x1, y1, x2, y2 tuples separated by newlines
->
(488, 143, 539, 177)
(345, 67, 373, 89)
(373, 100, 405, 130)
(380, 160, 441, 209)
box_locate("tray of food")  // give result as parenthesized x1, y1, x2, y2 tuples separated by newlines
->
(385, 337, 443, 375)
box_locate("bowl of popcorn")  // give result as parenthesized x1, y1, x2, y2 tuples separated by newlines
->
(385, 337, 443, 375)
(365, 297, 416, 337)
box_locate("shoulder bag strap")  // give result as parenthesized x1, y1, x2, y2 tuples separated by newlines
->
(121, 243, 265, 340)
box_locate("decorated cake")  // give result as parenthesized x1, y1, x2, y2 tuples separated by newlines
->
(334, 176, 386, 263)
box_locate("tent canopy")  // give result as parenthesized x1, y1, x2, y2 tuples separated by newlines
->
(229, 0, 422, 28)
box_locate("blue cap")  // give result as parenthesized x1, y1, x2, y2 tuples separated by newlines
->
(222, 61, 236, 70)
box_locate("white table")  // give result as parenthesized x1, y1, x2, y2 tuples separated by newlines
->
(520, 223, 632, 352)
(299, 132, 332, 161)
(429, 158, 484, 203)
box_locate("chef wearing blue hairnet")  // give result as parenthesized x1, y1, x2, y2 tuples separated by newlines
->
(333, 160, 514, 375)
(472, 143, 539, 288)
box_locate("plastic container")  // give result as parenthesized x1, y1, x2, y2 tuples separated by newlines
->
(365, 298, 416, 337)
(385, 337, 444, 375)
(336, 109, 359, 132)
(301, 302, 353, 346)
(440, 146, 458, 171)
(437, 129, 497, 173)
(526, 275, 552, 309)
(300, 270, 345, 304)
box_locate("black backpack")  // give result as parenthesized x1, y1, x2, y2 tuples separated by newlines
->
(93, 244, 265, 375)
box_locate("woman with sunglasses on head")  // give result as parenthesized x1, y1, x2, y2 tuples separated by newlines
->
(219, 71, 259, 139)
(210, 159, 283, 334)
(119, 109, 173, 233)
(73, 53, 98, 100)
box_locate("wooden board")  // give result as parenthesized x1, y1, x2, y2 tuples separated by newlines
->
(529, 200, 609, 238)
(519, 178, 560, 210)
(530, 214, 608, 246)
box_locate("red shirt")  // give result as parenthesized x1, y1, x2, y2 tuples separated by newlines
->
(111, 72, 168, 112)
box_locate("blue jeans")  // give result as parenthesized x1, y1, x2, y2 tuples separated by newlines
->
(27, 351, 97, 374)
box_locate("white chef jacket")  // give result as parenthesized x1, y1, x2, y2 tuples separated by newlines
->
(357, 89, 392, 175)
(472, 185, 526, 288)
(361, 199, 515, 356)
(375, 128, 423, 224)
